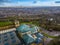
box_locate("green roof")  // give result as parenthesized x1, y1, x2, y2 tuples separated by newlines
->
(16, 24, 44, 44)
(22, 34, 34, 44)
(16, 24, 30, 33)
(16, 24, 39, 33)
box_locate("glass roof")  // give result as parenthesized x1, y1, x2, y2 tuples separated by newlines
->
(16, 24, 39, 33)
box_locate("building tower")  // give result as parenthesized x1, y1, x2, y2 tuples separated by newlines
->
(14, 20, 20, 28)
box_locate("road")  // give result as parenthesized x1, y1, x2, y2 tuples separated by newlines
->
(40, 27, 60, 45)
(40, 27, 60, 36)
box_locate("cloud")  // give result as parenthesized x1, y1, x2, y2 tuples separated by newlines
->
(33, 1, 37, 4)
(55, 1, 60, 3)
(0, 0, 10, 3)
(0, 0, 60, 7)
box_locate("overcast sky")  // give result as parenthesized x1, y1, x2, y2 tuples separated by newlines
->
(0, 0, 60, 7)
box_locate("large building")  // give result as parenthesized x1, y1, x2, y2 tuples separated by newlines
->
(16, 24, 44, 45)
(0, 28, 21, 45)
(0, 24, 44, 45)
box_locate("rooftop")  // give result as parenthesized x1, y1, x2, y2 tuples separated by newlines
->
(0, 29, 21, 45)
(16, 24, 44, 44)
(16, 24, 39, 33)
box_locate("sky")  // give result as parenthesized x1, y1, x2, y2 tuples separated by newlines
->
(0, 0, 60, 7)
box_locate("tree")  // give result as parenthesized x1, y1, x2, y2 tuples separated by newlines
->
(47, 36, 60, 45)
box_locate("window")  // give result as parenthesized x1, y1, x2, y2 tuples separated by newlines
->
(4, 42, 9, 45)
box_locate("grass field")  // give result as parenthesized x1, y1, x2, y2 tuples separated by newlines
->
(0, 20, 40, 27)
(20, 21, 40, 26)
(0, 21, 13, 27)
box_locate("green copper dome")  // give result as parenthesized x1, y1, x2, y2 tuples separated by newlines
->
(16, 24, 30, 33)
(16, 24, 44, 44)
(16, 24, 39, 33)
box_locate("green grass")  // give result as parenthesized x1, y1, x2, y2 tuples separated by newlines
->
(0, 21, 13, 27)
(0, 20, 39, 27)
(20, 21, 40, 26)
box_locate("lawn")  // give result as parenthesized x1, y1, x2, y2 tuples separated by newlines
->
(0, 21, 13, 27)
(20, 21, 40, 26)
